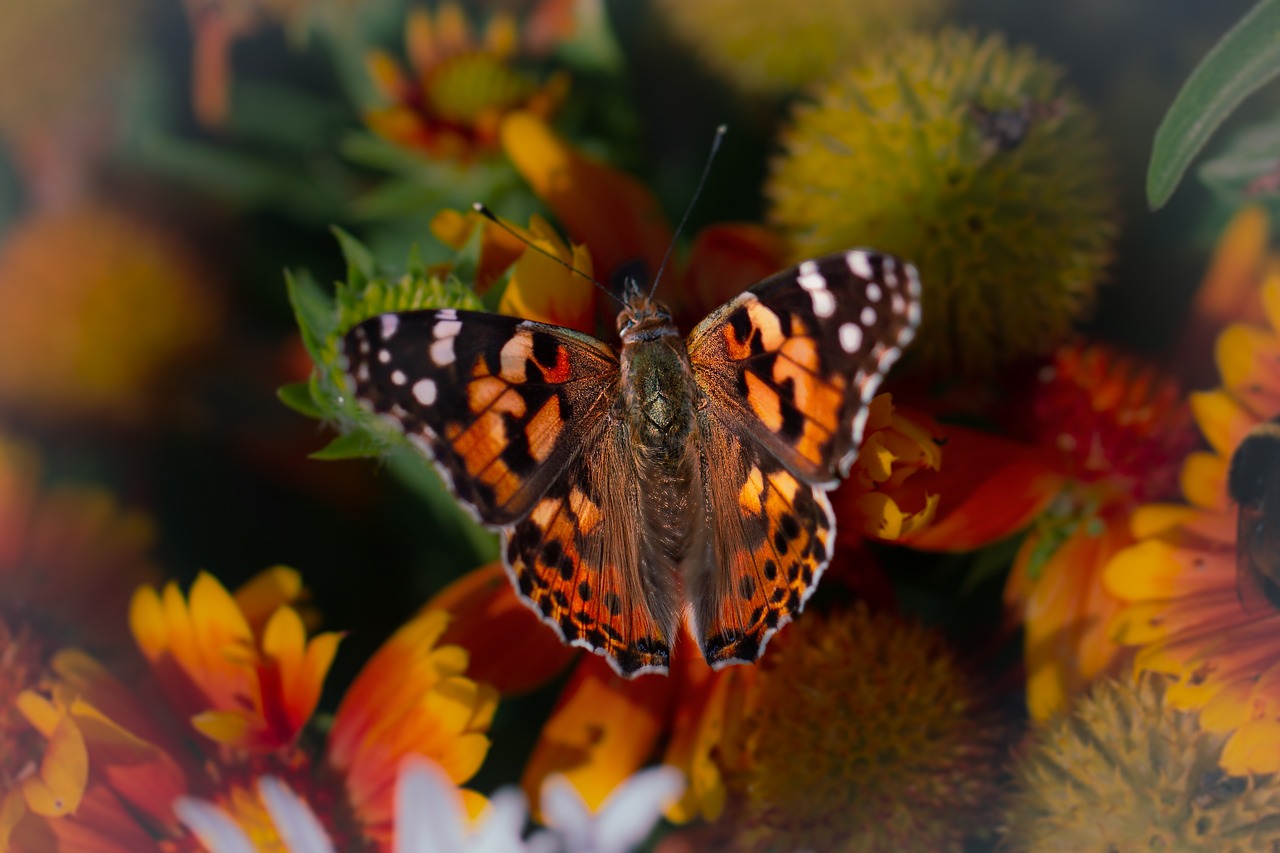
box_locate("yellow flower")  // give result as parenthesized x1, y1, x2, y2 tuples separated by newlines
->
(710, 606, 1005, 851)
(1004, 674, 1280, 851)
(9, 570, 497, 849)
(1105, 216, 1280, 775)
(655, 0, 947, 98)
(0, 204, 222, 422)
(767, 29, 1115, 374)
(365, 3, 569, 162)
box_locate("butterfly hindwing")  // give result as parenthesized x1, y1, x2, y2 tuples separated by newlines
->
(685, 416, 836, 668)
(504, 418, 680, 676)
(686, 250, 921, 485)
(342, 309, 619, 526)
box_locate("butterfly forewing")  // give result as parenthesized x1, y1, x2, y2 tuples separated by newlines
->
(686, 250, 921, 485)
(342, 310, 619, 525)
(682, 249, 920, 665)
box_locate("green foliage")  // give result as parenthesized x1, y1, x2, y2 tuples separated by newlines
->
(1148, 0, 1280, 209)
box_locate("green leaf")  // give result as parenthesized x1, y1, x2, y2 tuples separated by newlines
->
(385, 447, 499, 562)
(331, 227, 376, 287)
(310, 431, 385, 460)
(285, 269, 335, 361)
(1148, 0, 1280, 209)
(277, 382, 324, 419)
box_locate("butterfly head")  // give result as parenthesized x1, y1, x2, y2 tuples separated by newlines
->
(614, 264, 677, 344)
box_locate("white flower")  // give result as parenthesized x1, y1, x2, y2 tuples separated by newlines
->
(394, 756, 531, 853)
(531, 766, 686, 853)
(174, 777, 335, 853)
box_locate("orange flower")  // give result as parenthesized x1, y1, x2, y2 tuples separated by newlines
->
(0, 434, 159, 850)
(7, 570, 497, 850)
(906, 341, 1197, 720)
(1105, 235, 1280, 775)
(433, 112, 789, 337)
(365, 3, 569, 162)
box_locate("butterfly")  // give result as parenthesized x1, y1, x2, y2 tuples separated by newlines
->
(341, 250, 920, 677)
(1228, 416, 1280, 613)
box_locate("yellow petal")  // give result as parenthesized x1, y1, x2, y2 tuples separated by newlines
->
(1103, 539, 1182, 602)
(20, 714, 87, 817)
(234, 566, 303, 627)
(1179, 450, 1227, 512)
(1189, 389, 1252, 458)
(1219, 718, 1280, 775)
(1129, 504, 1199, 539)
(129, 583, 167, 660)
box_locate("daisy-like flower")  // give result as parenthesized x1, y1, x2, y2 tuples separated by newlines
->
(906, 340, 1198, 721)
(0, 433, 160, 850)
(0, 204, 222, 423)
(174, 758, 683, 853)
(705, 606, 1004, 852)
(365, 3, 570, 163)
(8, 570, 498, 850)
(1105, 217, 1280, 775)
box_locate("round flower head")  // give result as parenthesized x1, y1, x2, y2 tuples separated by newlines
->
(767, 29, 1115, 375)
(1004, 674, 1280, 851)
(714, 606, 1004, 852)
(0, 204, 221, 423)
(655, 0, 947, 99)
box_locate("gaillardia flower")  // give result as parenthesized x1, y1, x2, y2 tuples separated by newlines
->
(7, 570, 497, 850)
(1106, 237, 1280, 775)
(365, 3, 569, 162)
(711, 606, 1004, 852)
(656, 0, 947, 99)
(1003, 674, 1280, 851)
(0, 204, 221, 423)
(0, 435, 159, 848)
(767, 29, 1114, 374)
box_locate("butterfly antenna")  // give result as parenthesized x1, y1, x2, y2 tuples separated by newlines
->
(471, 203, 624, 309)
(647, 123, 728, 301)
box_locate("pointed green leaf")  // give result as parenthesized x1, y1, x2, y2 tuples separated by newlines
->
(1148, 0, 1280, 209)
(277, 382, 324, 419)
(309, 431, 386, 460)
(331, 227, 376, 287)
(285, 269, 335, 361)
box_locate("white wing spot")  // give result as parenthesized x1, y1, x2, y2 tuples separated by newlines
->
(430, 336, 456, 366)
(906, 266, 922, 298)
(860, 306, 877, 327)
(797, 259, 827, 292)
(883, 262, 899, 289)
(899, 326, 916, 346)
(846, 251, 873, 279)
(878, 346, 901, 372)
(391, 369, 407, 386)
(380, 314, 399, 339)
(434, 319, 463, 339)
(907, 300, 922, 327)
(891, 293, 907, 315)
(356, 364, 370, 382)
(852, 407, 870, 446)
(412, 378, 438, 405)
(861, 373, 883, 403)
(838, 322, 863, 353)
(437, 308, 458, 321)
(865, 282, 882, 303)
(377, 349, 391, 364)
(811, 288, 836, 318)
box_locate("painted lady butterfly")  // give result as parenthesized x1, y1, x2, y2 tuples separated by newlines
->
(341, 250, 920, 677)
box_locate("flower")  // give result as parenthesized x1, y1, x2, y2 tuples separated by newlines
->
(0, 433, 160, 849)
(655, 0, 947, 98)
(173, 758, 683, 853)
(767, 29, 1115, 374)
(1105, 234, 1280, 775)
(436, 111, 788, 336)
(710, 606, 1004, 852)
(364, 3, 569, 162)
(1003, 674, 1280, 851)
(8, 570, 498, 850)
(0, 204, 222, 423)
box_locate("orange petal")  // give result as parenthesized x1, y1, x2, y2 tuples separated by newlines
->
(501, 112, 672, 281)
(679, 224, 787, 323)
(903, 425, 1066, 552)
(499, 217, 597, 331)
(1216, 323, 1280, 419)
(522, 656, 674, 814)
(429, 208, 527, 293)
(427, 562, 577, 695)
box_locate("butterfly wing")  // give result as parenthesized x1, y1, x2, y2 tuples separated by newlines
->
(343, 309, 678, 675)
(343, 309, 619, 525)
(684, 250, 921, 666)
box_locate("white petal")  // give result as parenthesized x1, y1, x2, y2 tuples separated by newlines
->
(257, 777, 336, 853)
(174, 796, 256, 853)
(470, 788, 532, 853)
(593, 767, 685, 853)
(395, 756, 469, 853)
(539, 775, 592, 849)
